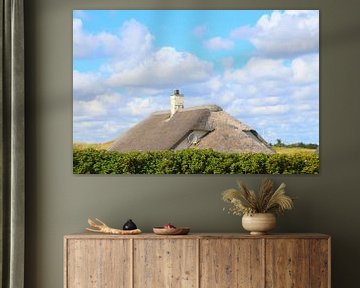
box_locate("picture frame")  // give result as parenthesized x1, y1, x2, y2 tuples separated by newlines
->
(73, 9, 319, 174)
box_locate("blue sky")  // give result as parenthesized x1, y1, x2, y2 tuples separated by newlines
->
(73, 10, 319, 144)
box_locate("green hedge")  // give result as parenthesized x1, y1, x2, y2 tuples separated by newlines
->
(73, 149, 319, 174)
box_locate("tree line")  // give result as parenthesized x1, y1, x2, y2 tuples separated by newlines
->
(271, 139, 318, 149)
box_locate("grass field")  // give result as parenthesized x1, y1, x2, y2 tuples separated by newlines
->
(273, 147, 317, 155)
(73, 141, 114, 150)
(73, 143, 317, 155)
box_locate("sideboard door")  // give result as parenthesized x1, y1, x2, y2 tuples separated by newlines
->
(265, 238, 329, 288)
(266, 239, 309, 287)
(66, 239, 131, 288)
(200, 239, 264, 288)
(133, 239, 198, 288)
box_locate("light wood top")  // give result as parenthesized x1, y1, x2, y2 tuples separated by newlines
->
(65, 232, 330, 240)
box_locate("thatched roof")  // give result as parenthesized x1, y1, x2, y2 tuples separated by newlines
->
(195, 111, 274, 154)
(108, 105, 275, 154)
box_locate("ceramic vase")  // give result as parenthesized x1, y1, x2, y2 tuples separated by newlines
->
(242, 213, 276, 235)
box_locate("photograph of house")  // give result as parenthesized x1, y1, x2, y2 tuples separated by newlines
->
(73, 10, 319, 174)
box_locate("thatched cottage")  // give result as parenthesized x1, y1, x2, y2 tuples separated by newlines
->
(108, 90, 275, 154)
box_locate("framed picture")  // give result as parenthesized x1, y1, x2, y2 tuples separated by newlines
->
(73, 10, 319, 174)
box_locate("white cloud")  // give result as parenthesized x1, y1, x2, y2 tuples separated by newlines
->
(206, 76, 222, 93)
(74, 93, 122, 118)
(248, 104, 289, 115)
(103, 122, 123, 133)
(291, 85, 317, 100)
(73, 18, 98, 58)
(204, 37, 234, 50)
(248, 10, 319, 57)
(74, 19, 213, 90)
(291, 54, 319, 83)
(222, 57, 235, 69)
(113, 19, 154, 62)
(218, 91, 236, 103)
(224, 57, 291, 83)
(201, 54, 318, 143)
(227, 101, 290, 118)
(126, 98, 151, 116)
(224, 54, 318, 86)
(74, 99, 106, 117)
(248, 96, 280, 106)
(73, 120, 128, 143)
(95, 32, 122, 56)
(296, 104, 313, 112)
(73, 70, 107, 100)
(209, 10, 319, 58)
(73, 92, 134, 142)
(73, 18, 153, 61)
(107, 47, 213, 88)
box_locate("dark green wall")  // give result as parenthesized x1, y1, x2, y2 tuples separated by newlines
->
(24, 0, 360, 287)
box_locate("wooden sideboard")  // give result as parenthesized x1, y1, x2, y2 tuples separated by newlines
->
(64, 233, 330, 288)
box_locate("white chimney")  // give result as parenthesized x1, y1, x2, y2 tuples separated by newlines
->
(170, 89, 184, 116)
